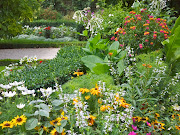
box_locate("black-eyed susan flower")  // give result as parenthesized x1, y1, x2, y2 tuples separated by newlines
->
(0, 121, 14, 129)
(132, 116, 142, 122)
(50, 119, 60, 126)
(155, 113, 160, 119)
(50, 128, 66, 135)
(152, 120, 165, 130)
(87, 115, 96, 126)
(90, 84, 101, 96)
(79, 88, 89, 94)
(73, 71, 84, 77)
(141, 117, 149, 122)
(12, 115, 27, 126)
(175, 125, 180, 130)
(85, 96, 90, 100)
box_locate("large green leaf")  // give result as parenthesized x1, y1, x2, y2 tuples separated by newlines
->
(38, 109, 49, 117)
(163, 26, 180, 63)
(117, 59, 125, 75)
(25, 118, 38, 130)
(81, 55, 104, 72)
(171, 16, 180, 35)
(92, 63, 110, 74)
(109, 41, 119, 51)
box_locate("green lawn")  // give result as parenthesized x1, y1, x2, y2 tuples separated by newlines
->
(0, 66, 5, 72)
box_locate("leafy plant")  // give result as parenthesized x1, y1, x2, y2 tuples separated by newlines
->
(81, 33, 127, 75)
(162, 16, 180, 73)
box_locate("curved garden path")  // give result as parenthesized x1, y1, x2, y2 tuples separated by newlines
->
(0, 48, 60, 59)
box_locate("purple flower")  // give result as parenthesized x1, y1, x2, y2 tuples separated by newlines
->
(146, 133, 151, 135)
(132, 125, 138, 130)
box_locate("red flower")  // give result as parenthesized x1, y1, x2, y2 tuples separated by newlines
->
(39, 61, 42, 64)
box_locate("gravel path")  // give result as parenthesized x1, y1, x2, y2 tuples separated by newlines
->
(0, 48, 60, 60)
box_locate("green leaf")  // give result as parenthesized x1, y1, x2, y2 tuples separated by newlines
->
(39, 103, 50, 112)
(171, 16, 180, 35)
(83, 30, 88, 37)
(135, 85, 142, 96)
(117, 59, 125, 75)
(109, 41, 119, 51)
(39, 129, 43, 135)
(82, 48, 92, 54)
(81, 55, 104, 72)
(92, 63, 110, 74)
(118, 50, 127, 60)
(55, 126, 63, 133)
(25, 118, 38, 130)
(38, 109, 49, 117)
(52, 100, 63, 106)
(29, 99, 44, 105)
(61, 120, 67, 127)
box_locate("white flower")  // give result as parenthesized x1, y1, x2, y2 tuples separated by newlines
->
(17, 86, 28, 91)
(33, 56, 38, 61)
(0, 96, 3, 100)
(172, 103, 180, 111)
(2, 91, 16, 97)
(16, 103, 25, 109)
(22, 90, 35, 95)
(27, 57, 33, 62)
(40, 87, 55, 98)
(0, 84, 12, 89)
(9, 81, 24, 86)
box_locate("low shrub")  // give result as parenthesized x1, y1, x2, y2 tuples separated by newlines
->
(62, 73, 115, 93)
(0, 46, 86, 90)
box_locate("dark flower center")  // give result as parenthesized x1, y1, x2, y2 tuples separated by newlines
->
(17, 118, 22, 122)
(55, 131, 60, 135)
(5, 123, 10, 126)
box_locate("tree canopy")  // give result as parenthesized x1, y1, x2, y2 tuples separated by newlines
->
(0, 0, 41, 39)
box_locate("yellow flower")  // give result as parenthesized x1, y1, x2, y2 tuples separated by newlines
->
(87, 115, 96, 126)
(12, 115, 27, 126)
(73, 71, 84, 77)
(50, 119, 60, 126)
(100, 105, 110, 112)
(133, 116, 142, 122)
(141, 117, 149, 122)
(98, 99, 102, 104)
(79, 88, 89, 94)
(72, 97, 79, 105)
(90, 84, 101, 96)
(175, 125, 180, 130)
(155, 113, 160, 119)
(0, 121, 14, 129)
(152, 120, 165, 130)
(35, 125, 49, 132)
(85, 96, 90, 100)
(50, 128, 66, 135)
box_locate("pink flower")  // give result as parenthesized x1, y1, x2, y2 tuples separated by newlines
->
(132, 125, 138, 130)
(153, 31, 157, 34)
(146, 133, 151, 135)
(149, 16, 153, 18)
(133, 118, 136, 123)
(128, 131, 137, 135)
(111, 36, 115, 40)
(145, 39, 149, 42)
(146, 121, 151, 127)
(146, 27, 149, 29)
(120, 44, 124, 47)
(146, 20, 150, 23)
(139, 44, 143, 49)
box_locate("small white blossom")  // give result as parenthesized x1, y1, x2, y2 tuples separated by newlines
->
(16, 103, 25, 109)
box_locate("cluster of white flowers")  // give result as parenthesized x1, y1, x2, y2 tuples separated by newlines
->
(0, 81, 36, 99)
(73, 97, 90, 128)
(40, 87, 55, 98)
(19, 55, 38, 64)
(148, 0, 171, 10)
(1, 63, 18, 76)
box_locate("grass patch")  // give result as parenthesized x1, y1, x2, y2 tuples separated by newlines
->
(0, 66, 5, 72)
(0, 39, 86, 49)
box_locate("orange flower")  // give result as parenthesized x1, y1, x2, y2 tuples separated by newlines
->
(143, 24, 149, 26)
(109, 52, 113, 56)
(144, 32, 150, 35)
(142, 64, 146, 67)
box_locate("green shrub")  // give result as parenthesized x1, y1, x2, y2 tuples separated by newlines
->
(62, 73, 115, 93)
(37, 5, 62, 20)
(0, 46, 86, 90)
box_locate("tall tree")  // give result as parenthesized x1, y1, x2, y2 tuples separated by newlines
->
(0, 0, 41, 39)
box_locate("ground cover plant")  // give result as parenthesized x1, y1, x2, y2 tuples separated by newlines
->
(0, 0, 180, 135)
